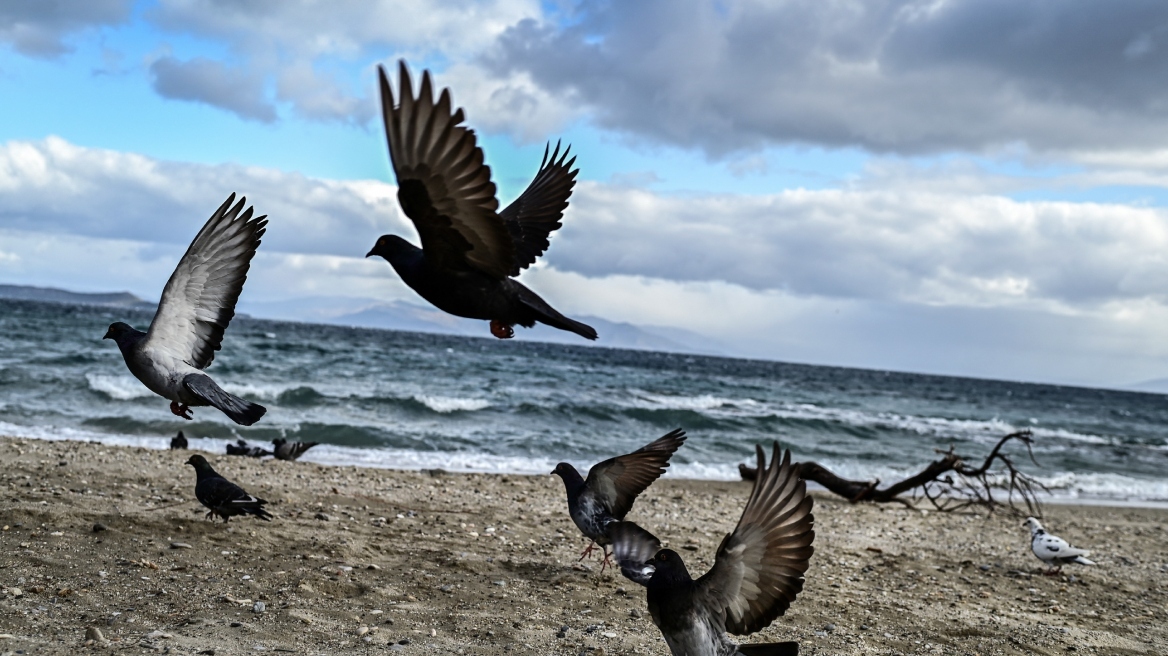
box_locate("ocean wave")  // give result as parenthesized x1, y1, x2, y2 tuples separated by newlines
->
(85, 373, 153, 400)
(625, 392, 761, 412)
(412, 395, 491, 413)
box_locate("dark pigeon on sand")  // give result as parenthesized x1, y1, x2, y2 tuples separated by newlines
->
(226, 439, 272, 458)
(170, 431, 188, 450)
(366, 61, 596, 342)
(186, 454, 272, 523)
(272, 438, 317, 461)
(551, 428, 686, 567)
(103, 194, 267, 426)
(609, 443, 814, 656)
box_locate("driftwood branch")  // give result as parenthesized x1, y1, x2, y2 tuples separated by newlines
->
(740, 430, 1046, 515)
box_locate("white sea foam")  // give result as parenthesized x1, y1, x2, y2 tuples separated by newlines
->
(626, 392, 759, 412)
(413, 395, 491, 413)
(85, 373, 153, 400)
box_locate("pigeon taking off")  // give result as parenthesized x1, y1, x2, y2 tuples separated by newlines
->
(170, 431, 188, 450)
(1023, 517, 1095, 575)
(610, 443, 814, 656)
(103, 194, 267, 426)
(552, 428, 686, 568)
(226, 439, 272, 458)
(186, 454, 272, 523)
(366, 61, 596, 342)
(272, 438, 318, 461)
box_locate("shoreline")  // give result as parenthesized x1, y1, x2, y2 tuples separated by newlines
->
(1, 435, 1165, 655)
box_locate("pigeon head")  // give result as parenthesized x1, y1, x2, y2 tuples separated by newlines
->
(103, 322, 142, 348)
(1023, 517, 1045, 534)
(551, 462, 585, 489)
(185, 454, 215, 472)
(272, 438, 286, 446)
(366, 235, 417, 262)
(647, 548, 693, 586)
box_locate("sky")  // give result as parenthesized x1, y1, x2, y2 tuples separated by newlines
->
(4, 0, 1168, 388)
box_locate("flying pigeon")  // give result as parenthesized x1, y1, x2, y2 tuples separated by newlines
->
(103, 194, 267, 426)
(551, 428, 686, 568)
(226, 439, 272, 458)
(186, 454, 272, 523)
(609, 443, 814, 656)
(366, 61, 597, 342)
(1023, 517, 1096, 575)
(170, 431, 188, 450)
(272, 438, 318, 461)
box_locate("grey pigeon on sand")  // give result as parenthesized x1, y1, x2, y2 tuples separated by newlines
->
(226, 439, 272, 458)
(103, 194, 267, 426)
(366, 61, 596, 342)
(272, 438, 317, 461)
(1023, 517, 1095, 575)
(551, 428, 686, 568)
(186, 454, 272, 523)
(169, 431, 187, 450)
(609, 443, 814, 656)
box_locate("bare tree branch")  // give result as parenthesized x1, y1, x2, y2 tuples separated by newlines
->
(739, 431, 1047, 515)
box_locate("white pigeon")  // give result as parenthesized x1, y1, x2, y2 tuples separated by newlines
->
(103, 194, 267, 426)
(1023, 517, 1095, 575)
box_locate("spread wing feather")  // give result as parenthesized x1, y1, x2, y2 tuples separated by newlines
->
(379, 61, 514, 278)
(696, 443, 814, 635)
(144, 194, 266, 370)
(500, 140, 578, 274)
(585, 429, 687, 519)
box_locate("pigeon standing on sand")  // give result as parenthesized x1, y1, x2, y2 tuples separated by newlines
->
(103, 195, 267, 426)
(272, 438, 318, 461)
(226, 439, 272, 458)
(186, 454, 272, 523)
(366, 61, 597, 342)
(609, 443, 814, 656)
(551, 429, 686, 567)
(1023, 517, 1096, 575)
(170, 431, 187, 450)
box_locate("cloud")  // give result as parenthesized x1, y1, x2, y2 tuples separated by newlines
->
(0, 0, 131, 58)
(149, 56, 278, 122)
(482, 0, 1168, 156)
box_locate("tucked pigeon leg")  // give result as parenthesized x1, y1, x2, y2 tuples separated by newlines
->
(170, 401, 193, 420)
(1044, 565, 1062, 576)
(490, 321, 514, 339)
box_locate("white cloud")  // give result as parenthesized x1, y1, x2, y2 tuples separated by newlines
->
(0, 0, 131, 58)
(149, 56, 278, 122)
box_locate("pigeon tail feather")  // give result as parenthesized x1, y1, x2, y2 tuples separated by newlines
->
(516, 285, 597, 340)
(736, 642, 800, 656)
(183, 374, 266, 426)
(1071, 555, 1096, 566)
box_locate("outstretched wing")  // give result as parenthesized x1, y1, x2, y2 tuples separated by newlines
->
(607, 521, 663, 586)
(500, 141, 578, 274)
(144, 194, 266, 370)
(696, 443, 814, 635)
(585, 429, 687, 519)
(379, 61, 514, 278)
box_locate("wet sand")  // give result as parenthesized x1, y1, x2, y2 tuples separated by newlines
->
(0, 436, 1165, 655)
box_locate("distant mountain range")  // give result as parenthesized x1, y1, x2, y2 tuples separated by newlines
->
(0, 284, 725, 356)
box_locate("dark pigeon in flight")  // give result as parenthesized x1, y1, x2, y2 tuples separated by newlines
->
(609, 443, 814, 656)
(552, 428, 686, 567)
(366, 61, 597, 342)
(170, 431, 188, 450)
(272, 438, 317, 461)
(103, 194, 267, 426)
(186, 454, 272, 523)
(226, 439, 272, 458)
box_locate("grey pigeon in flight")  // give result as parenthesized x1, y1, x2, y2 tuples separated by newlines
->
(552, 428, 686, 568)
(272, 438, 317, 461)
(186, 454, 272, 523)
(170, 431, 188, 450)
(1023, 517, 1096, 575)
(609, 443, 814, 656)
(103, 194, 267, 426)
(226, 439, 272, 458)
(366, 61, 596, 341)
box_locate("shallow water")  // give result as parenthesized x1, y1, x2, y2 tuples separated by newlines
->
(1, 297, 1166, 502)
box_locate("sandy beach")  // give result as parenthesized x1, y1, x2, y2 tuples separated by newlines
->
(0, 436, 1165, 655)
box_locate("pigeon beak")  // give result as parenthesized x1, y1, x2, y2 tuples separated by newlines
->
(365, 249, 375, 258)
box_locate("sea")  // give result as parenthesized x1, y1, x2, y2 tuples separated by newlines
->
(1, 297, 1166, 505)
